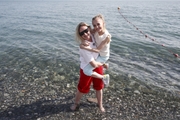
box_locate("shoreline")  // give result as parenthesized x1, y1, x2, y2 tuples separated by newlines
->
(0, 61, 180, 120)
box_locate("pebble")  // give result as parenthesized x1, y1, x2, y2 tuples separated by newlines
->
(67, 84, 70, 88)
(134, 90, 141, 94)
(0, 62, 180, 120)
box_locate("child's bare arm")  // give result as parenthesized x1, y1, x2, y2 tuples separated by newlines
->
(97, 35, 111, 50)
(80, 42, 99, 53)
(80, 41, 89, 49)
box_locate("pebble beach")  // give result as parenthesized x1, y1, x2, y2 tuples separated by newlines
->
(1, 0, 180, 120)
(0, 60, 180, 120)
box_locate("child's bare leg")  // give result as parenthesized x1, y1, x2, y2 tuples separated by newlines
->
(91, 72, 110, 87)
(91, 72, 103, 79)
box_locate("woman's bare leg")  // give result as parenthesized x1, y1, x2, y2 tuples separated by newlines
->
(71, 90, 84, 110)
(96, 89, 105, 112)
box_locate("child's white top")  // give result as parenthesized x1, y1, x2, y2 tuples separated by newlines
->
(94, 29, 111, 57)
(79, 35, 98, 69)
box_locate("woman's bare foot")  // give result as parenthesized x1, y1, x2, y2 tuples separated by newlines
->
(99, 106, 105, 112)
(70, 103, 79, 111)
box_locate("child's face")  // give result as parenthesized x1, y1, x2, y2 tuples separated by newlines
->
(92, 18, 104, 33)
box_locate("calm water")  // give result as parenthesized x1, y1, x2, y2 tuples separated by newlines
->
(0, 1, 180, 95)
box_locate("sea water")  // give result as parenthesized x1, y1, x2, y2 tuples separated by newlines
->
(0, 0, 180, 96)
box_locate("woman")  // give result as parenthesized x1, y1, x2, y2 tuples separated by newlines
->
(70, 22, 106, 112)
(80, 14, 111, 83)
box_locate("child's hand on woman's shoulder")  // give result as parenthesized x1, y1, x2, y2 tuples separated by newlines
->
(80, 41, 90, 49)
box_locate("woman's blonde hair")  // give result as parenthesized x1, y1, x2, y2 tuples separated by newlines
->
(75, 22, 91, 44)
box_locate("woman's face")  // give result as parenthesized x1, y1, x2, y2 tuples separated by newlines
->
(79, 26, 90, 40)
(92, 18, 104, 33)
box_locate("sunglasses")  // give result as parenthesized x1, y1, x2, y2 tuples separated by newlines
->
(79, 28, 89, 36)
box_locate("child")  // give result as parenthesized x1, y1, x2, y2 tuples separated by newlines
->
(80, 14, 111, 86)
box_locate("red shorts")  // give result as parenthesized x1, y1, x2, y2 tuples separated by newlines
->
(78, 66, 104, 93)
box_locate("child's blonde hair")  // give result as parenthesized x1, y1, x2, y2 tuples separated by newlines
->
(92, 14, 106, 31)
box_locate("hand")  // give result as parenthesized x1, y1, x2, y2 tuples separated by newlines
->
(103, 63, 109, 69)
(80, 41, 90, 49)
(82, 41, 90, 46)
